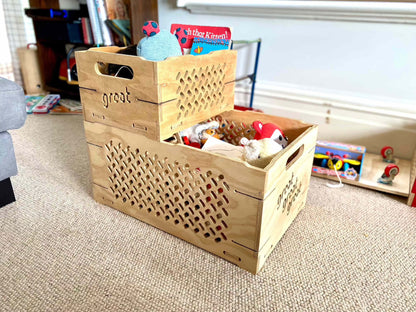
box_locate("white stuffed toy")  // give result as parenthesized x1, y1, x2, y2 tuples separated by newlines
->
(240, 137, 283, 168)
(180, 121, 220, 144)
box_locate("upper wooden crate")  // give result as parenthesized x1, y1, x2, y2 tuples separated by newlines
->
(75, 47, 237, 141)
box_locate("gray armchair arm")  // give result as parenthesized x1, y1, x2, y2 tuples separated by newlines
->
(0, 77, 26, 133)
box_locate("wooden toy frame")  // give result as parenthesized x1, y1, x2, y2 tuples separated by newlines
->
(312, 149, 416, 207)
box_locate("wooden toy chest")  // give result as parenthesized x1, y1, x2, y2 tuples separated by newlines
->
(75, 47, 237, 141)
(83, 110, 318, 274)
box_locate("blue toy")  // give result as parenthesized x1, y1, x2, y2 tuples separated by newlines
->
(137, 21, 182, 62)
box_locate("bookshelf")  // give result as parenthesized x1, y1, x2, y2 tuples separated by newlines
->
(26, 0, 158, 99)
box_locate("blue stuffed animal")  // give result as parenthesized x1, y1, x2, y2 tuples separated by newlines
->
(137, 21, 182, 61)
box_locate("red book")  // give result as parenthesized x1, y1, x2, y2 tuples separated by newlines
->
(170, 24, 232, 50)
(81, 17, 93, 44)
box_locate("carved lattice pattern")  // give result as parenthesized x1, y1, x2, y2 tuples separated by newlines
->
(175, 64, 226, 121)
(105, 140, 231, 243)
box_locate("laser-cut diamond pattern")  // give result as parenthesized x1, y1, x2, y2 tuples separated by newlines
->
(176, 64, 226, 121)
(105, 140, 231, 243)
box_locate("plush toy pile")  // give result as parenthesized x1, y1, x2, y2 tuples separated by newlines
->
(179, 120, 288, 168)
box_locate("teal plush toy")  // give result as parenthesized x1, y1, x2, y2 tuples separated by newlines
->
(137, 21, 182, 61)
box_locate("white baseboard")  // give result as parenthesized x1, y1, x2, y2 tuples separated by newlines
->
(235, 82, 416, 159)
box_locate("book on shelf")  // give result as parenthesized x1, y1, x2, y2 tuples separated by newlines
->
(86, 0, 104, 44)
(67, 20, 84, 44)
(86, 0, 114, 45)
(81, 17, 93, 44)
(95, 0, 114, 46)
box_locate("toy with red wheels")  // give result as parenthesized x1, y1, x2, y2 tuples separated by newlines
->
(377, 164, 399, 185)
(381, 146, 395, 163)
(314, 151, 361, 171)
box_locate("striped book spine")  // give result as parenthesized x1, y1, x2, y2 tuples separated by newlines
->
(86, 0, 103, 45)
(95, 0, 114, 46)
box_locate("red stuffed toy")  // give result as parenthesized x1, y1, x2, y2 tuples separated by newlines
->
(252, 121, 288, 148)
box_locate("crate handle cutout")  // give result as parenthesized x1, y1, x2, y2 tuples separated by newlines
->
(95, 62, 134, 80)
(286, 144, 304, 170)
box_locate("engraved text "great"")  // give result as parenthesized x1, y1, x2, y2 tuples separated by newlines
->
(102, 87, 131, 108)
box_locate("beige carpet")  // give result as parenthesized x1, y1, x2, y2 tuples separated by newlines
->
(1, 115, 415, 311)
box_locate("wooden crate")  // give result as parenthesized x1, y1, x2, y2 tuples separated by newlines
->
(84, 110, 318, 274)
(75, 47, 237, 141)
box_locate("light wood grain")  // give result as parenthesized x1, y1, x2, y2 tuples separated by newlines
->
(83, 109, 316, 274)
(76, 48, 237, 141)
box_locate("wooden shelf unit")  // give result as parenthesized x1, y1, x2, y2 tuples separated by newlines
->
(312, 150, 416, 207)
(26, 0, 158, 99)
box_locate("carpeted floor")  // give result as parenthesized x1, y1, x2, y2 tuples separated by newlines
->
(1, 115, 415, 311)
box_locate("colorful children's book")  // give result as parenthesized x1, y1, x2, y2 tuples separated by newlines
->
(30, 94, 60, 114)
(25, 95, 45, 114)
(170, 24, 232, 52)
(190, 37, 230, 56)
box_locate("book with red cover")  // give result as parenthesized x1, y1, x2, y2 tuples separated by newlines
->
(81, 17, 93, 44)
(170, 24, 232, 50)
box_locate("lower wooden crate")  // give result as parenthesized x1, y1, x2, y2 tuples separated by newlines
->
(83, 110, 318, 273)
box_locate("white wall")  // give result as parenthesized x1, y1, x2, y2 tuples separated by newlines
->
(158, 0, 416, 158)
